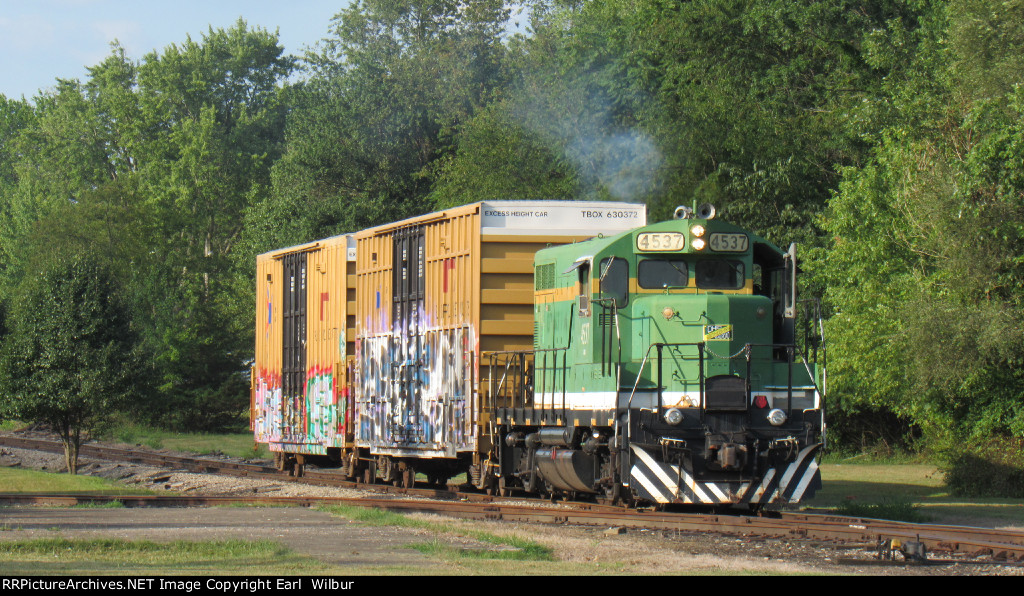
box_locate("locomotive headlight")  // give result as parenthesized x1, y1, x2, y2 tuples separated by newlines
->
(691, 238, 706, 251)
(690, 224, 706, 238)
(767, 408, 788, 426)
(664, 408, 684, 425)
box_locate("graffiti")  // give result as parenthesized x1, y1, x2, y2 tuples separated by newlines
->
(305, 366, 340, 447)
(265, 290, 272, 338)
(356, 306, 474, 456)
(254, 365, 346, 449)
(319, 292, 330, 321)
(253, 369, 282, 443)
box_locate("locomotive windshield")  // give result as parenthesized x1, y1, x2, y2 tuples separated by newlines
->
(638, 259, 689, 289)
(638, 258, 745, 290)
(695, 259, 744, 290)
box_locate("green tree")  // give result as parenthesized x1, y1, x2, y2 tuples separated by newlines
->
(431, 0, 918, 249)
(822, 0, 1024, 450)
(429, 101, 580, 206)
(0, 95, 36, 291)
(1, 79, 117, 289)
(127, 21, 295, 429)
(0, 256, 144, 473)
(459, 0, 644, 206)
(245, 0, 512, 253)
(0, 22, 295, 431)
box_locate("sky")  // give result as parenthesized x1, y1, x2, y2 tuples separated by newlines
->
(0, 0, 354, 100)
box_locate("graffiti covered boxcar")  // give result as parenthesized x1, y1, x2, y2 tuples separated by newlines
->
(253, 201, 646, 481)
(252, 235, 356, 472)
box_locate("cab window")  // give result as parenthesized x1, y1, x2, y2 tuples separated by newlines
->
(599, 257, 629, 307)
(696, 259, 744, 290)
(577, 261, 591, 315)
(638, 259, 689, 289)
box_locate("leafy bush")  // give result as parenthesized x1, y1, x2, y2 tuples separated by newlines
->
(822, 404, 921, 457)
(943, 439, 1024, 498)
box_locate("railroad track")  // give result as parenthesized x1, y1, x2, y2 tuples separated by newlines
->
(0, 434, 479, 502)
(3, 434, 1024, 565)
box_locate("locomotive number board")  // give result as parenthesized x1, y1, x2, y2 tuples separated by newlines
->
(708, 233, 748, 252)
(636, 232, 686, 252)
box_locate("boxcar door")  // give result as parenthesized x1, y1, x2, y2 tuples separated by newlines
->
(281, 251, 308, 443)
(391, 225, 427, 454)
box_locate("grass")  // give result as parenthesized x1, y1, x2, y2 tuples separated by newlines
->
(317, 503, 555, 562)
(314, 504, 763, 574)
(1, 418, 270, 460)
(807, 461, 1024, 527)
(0, 538, 339, 575)
(0, 420, 24, 432)
(834, 499, 929, 523)
(103, 422, 270, 460)
(0, 467, 153, 496)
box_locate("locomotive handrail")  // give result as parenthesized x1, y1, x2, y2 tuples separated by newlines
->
(484, 346, 569, 424)
(624, 342, 658, 454)
(742, 343, 825, 437)
(624, 340, 823, 430)
(624, 342, 707, 447)
(743, 343, 792, 420)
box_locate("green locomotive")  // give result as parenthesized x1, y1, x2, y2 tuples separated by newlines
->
(488, 204, 825, 506)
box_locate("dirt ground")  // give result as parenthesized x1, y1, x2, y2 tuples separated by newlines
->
(2, 441, 1022, 576)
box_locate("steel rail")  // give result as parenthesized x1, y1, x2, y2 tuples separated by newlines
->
(4, 434, 1024, 563)
(0, 434, 489, 503)
(2, 492, 1023, 564)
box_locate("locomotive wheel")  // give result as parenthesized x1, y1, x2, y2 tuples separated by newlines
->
(600, 481, 624, 506)
(401, 467, 415, 489)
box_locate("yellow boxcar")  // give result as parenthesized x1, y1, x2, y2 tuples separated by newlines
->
(252, 234, 356, 469)
(353, 201, 645, 486)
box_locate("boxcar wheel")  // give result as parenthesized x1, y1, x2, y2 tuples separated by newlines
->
(498, 477, 513, 497)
